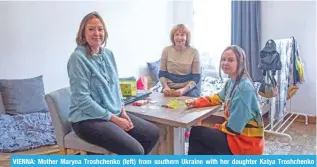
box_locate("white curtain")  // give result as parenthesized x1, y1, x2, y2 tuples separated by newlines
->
(192, 0, 231, 77)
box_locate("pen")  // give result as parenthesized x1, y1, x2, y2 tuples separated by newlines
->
(161, 105, 174, 109)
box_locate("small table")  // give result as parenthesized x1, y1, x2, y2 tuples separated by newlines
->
(125, 92, 221, 154)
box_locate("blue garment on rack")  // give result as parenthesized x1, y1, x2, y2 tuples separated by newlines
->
(270, 37, 301, 121)
(291, 37, 302, 85)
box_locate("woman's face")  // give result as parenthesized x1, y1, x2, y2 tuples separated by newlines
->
(221, 49, 238, 77)
(84, 17, 105, 49)
(173, 30, 187, 47)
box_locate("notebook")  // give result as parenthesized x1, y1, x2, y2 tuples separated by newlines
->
(123, 91, 152, 105)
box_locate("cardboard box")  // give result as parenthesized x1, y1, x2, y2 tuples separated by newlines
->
(120, 77, 136, 96)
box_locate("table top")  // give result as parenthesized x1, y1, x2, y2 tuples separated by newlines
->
(125, 92, 221, 128)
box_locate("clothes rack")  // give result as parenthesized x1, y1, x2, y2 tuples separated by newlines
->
(262, 37, 308, 143)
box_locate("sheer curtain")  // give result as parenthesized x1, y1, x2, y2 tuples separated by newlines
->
(192, 0, 231, 78)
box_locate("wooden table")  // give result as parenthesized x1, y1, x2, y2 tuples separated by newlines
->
(125, 92, 221, 155)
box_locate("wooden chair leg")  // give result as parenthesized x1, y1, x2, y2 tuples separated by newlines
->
(59, 148, 67, 155)
(80, 151, 87, 155)
(67, 149, 80, 155)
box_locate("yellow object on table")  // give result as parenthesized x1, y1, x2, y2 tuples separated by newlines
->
(167, 99, 186, 109)
(120, 77, 136, 97)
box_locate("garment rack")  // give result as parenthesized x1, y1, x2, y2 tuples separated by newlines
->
(264, 76, 308, 143)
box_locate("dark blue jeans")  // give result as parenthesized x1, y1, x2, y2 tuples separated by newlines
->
(71, 113, 160, 155)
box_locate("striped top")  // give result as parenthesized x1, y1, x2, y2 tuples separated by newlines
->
(159, 45, 200, 84)
(193, 78, 264, 154)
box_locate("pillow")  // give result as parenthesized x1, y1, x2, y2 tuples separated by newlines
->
(0, 92, 5, 114)
(0, 75, 48, 115)
(150, 82, 163, 93)
(147, 60, 161, 84)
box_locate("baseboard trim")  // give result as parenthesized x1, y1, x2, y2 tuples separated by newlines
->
(295, 115, 316, 125)
(262, 112, 316, 125)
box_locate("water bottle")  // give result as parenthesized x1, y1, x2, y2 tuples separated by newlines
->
(184, 130, 190, 155)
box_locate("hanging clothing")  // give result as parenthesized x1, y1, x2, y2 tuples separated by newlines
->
(266, 37, 304, 121)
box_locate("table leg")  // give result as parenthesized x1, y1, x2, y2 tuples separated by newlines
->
(174, 122, 203, 155)
(173, 127, 186, 155)
(149, 124, 200, 155)
(150, 123, 174, 155)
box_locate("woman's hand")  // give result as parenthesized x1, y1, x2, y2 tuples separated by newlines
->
(120, 107, 134, 131)
(168, 88, 186, 97)
(163, 86, 171, 96)
(164, 87, 186, 97)
(111, 115, 131, 131)
(167, 82, 187, 89)
(117, 118, 132, 131)
(185, 98, 196, 108)
(168, 82, 194, 97)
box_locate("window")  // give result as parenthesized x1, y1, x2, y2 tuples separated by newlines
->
(192, 0, 231, 78)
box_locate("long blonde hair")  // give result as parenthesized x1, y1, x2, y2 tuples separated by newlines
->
(219, 45, 252, 83)
(76, 11, 108, 57)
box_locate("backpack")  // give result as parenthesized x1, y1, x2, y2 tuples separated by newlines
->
(259, 39, 282, 72)
(258, 39, 282, 98)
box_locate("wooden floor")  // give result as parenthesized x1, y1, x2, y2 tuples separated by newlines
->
(202, 113, 316, 155)
(0, 145, 59, 167)
(0, 114, 315, 167)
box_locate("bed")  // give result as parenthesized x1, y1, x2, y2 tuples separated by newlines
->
(0, 76, 57, 153)
(0, 112, 56, 153)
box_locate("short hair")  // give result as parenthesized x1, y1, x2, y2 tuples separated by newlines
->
(170, 24, 191, 46)
(76, 11, 108, 56)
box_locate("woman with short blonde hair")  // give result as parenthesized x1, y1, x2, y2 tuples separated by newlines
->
(159, 24, 201, 97)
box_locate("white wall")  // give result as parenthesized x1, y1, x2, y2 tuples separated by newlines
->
(261, 1, 316, 115)
(173, 1, 194, 31)
(173, 1, 316, 115)
(0, 0, 173, 93)
(1, 1, 315, 116)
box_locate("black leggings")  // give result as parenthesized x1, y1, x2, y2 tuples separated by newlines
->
(71, 113, 160, 155)
(188, 126, 233, 155)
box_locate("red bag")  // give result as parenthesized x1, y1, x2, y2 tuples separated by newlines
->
(136, 77, 148, 90)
